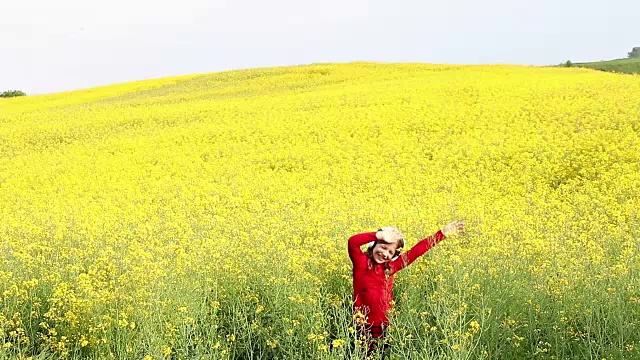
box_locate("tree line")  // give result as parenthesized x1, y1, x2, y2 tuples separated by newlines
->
(0, 90, 27, 98)
(562, 46, 639, 67)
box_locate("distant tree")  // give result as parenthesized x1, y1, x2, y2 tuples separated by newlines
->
(629, 47, 640, 58)
(564, 60, 573, 67)
(0, 90, 26, 98)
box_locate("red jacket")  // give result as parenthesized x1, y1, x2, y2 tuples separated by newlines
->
(348, 230, 446, 326)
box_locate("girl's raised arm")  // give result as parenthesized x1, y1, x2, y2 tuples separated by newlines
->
(388, 230, 446, 274)
(388, 221, 464, 274)
(348, 232, 377, 265)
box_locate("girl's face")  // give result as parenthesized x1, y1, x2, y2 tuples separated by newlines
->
(372, 242, 399, 264)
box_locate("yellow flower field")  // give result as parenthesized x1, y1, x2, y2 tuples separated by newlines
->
(0, 63, 639, 359)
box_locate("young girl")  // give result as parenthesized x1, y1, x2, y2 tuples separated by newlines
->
(348, 221, 465, 357)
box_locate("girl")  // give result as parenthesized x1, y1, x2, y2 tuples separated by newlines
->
(348, 221, 465, 357)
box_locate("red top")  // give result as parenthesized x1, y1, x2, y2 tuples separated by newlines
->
(348, 230, 446, 326)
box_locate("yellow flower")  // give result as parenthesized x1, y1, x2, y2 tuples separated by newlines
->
(1, 62, 638, 358)
(266, 339, 279, 348)
(469, 320, 481, 334)
(332, 339, 346, 348)
(162, 346, 172, 357)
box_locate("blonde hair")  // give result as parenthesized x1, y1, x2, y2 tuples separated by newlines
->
(366, 227, 406, 274)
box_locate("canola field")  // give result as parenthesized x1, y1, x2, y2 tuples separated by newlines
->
(1, 63, 639, 359)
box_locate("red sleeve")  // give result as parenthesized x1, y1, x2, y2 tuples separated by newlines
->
(388, 230, 445, 274)
(348, 232, 377, 267)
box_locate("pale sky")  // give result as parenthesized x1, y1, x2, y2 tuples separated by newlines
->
(1, 0, 638, 94)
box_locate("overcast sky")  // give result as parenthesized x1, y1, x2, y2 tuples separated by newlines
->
(1, 0, 638, 94)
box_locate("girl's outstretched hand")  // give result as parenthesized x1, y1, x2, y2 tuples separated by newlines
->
(442, 220, 465, 237)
